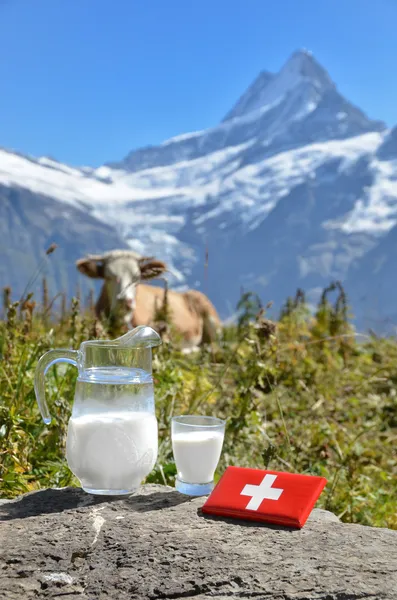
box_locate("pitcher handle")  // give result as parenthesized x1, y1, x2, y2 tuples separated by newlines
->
(34, 349, 79, 424)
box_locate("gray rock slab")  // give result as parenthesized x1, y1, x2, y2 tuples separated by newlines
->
(0, 484, 396, 599)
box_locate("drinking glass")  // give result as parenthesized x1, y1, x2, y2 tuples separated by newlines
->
(171, 415, 226, 496)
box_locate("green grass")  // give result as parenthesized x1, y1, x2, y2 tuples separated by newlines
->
(0, 287, 396, 529)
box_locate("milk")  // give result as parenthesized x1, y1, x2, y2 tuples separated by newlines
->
(172, 430, 224, 484)
(66, 411, 158, 493)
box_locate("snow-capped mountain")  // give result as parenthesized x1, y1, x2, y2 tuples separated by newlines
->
(108, 50, 383, 173)
(1, 50, 396, 331)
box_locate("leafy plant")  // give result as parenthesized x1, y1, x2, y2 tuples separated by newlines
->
(0, 282, 396, 529)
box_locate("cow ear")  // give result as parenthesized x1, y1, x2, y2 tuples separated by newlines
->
(76, 258, 105, 279)
(139, 258, 167, 280)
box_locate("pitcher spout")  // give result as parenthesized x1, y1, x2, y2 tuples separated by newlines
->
(113, 325, 162, 348)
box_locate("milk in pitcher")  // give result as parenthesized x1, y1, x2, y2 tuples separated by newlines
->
(66, 367, 157, 493)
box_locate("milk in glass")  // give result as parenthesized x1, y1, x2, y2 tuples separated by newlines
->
(172, 430, 224, 484)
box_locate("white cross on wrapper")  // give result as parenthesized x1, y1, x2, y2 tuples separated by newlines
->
(240, 474, 284, 510)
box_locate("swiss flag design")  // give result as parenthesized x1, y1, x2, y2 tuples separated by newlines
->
(202, 467, 327, 528)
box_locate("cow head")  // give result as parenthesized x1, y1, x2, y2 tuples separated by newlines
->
(76, 250, 167, 320)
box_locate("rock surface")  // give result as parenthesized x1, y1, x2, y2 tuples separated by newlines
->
(0, 484, 396, 599)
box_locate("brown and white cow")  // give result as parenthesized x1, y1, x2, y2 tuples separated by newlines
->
(76, 250, 221, 348)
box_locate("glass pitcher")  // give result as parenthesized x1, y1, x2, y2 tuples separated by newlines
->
(34, 326, 161, 496)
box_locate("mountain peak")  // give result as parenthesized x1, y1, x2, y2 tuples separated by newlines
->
(280, 49, 334, 90)
(289, 47, 314, 61)
(223, 49, 334, 123)
(110, 50, 383, 174)
(222, 70, 275, 122)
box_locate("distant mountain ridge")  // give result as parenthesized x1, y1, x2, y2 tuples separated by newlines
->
(0, 50, 396, 332)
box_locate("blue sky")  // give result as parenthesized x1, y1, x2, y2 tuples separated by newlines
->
(0, 0, 396, 166)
